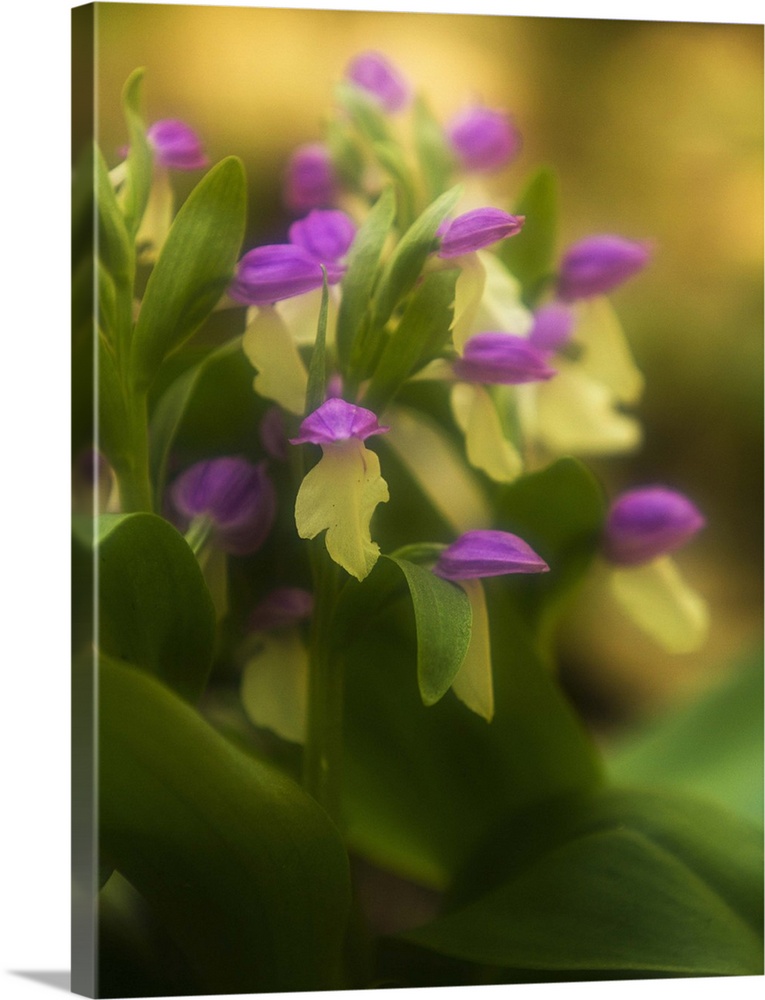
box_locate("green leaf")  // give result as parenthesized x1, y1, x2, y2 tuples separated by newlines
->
(363, 268, 457, 412)
(401, 787, 763, 977)
(383, 555, 472, 707)
(97, 656, 351, 994)
(148, 336, 243, 503)
(131, 156, 247, 388)
(371, 140, 417, 230)
(497, 166, 558, 306)
(334, 81, 392, 145)
(607, 651, 764, 824)
(413, 95, 455, 203)
(119, 67, 153, 239)
(96, 145, 134, 348)
(97, 332, 130, 464)
(369, 184, 462, 334)
(336, 186, 396, 373)
(95, 512, 216, 702)
(305, 270, 330, 414)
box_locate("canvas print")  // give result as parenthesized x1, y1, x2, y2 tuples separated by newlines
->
(71, 3, 764, 996)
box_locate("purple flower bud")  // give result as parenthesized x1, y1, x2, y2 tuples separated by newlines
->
(437, 208, 525, 259)
(146, 119, 209, 170)
(284, 143, 337, 213)
(446, 106, 522, 173)
(434, 529, 550, 581)
(603, 486, 705, 566)
(230, 244, 326, 305)
(290, 398, 389, 446)
(326, 373, 344, 399)
(527, 304, 575, 353)
(171, 457, 277, 555)
(557, 235, 652, 301)
(453, 332, 557, 385)
(248, 587, 314, 632)
(259, 406, 289, 462)
(345, 51, 411, 113)
(288, 209, 357, 280)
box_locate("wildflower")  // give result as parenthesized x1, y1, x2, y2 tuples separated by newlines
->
(345, 51, 411, 113)
(453, 332, 556, 385)
(292, 399, 390, 581)
(437, 207, 525, 259)
(446, 105, 522, 172)
(288, 209, 357, 281)
(146, 119, 209, 170)
(432, 529, 549, 720)
(284, 143, 337, 212)
(230, 244, 328, 306)
(557, 235, 651, 301)
(527, 303, 575, 353)
(602, 486, 708, 653)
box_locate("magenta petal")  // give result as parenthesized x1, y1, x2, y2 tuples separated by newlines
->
(528, 304, 575, 352)
(603, 486, 705, 566)
(557, 235, 651, 301)
(453, 332, 557, 385)
(290, 398, 389, 445)
(446, 106, 521, 172)
(434, 529, 550, 580)
(289, 209, 357, 264)
(249, 587, 314, 632)
(147, 119, 208, 170)
(171, 457, 276, 555)
(437, 208, 525, 258)
(284, 143, 336, 212)
(230, 244, 326, 305)
(345, 51, 411, 113)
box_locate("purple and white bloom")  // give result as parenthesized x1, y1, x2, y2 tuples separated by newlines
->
(454, 332, 556, 385)
(603, 487, 705, 567)
(147, 119, 209, 170)
(288, 209, 357, 282)
(446, 105, 522, 173)
(603, 487, 708, 653)
(248, 587, 314, 632)
(528, 303, 576, 353)
(292, 399, 390, 581)
(171, 456, 276, 556)
(345, 51, 411, 113)
(438, 208, 525, 259)
(557, 235, 651, 301)
(284, 143, 337, 212)
(230, 244, 328, 306)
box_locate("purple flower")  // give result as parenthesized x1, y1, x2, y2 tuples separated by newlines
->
(146, 119, 208, 170)
(527, 304, 575, 353)
(345, 51, 411, 113)
(434, 529, 550, 580)
(454, 332, 557, 385)
(284, 143, 337, 213)
(557, 235, 651, 301)
(171, 457, 277, 555)
(259, 407, 289, 462)
(288, 209, 357, 282)
(291, 398, 389, 446)
(446, 106, 521, 172)
(437, 208, 525, 259)
(248, 587, 314, 632)
(230, 244, 327, 306)
(603, 486, 705, 566)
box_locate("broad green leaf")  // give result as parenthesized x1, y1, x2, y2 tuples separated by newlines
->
(131, 156, 247, 388)
(148, 335, 242, 503)
(413, 95, 455, 204)
(607, 651, 764, 824)
(401, 787, 763, 977)
(336, 186, 396, 372)
(98, 656, 351, 994)
(305, 270, 330, 414)
(372, 140, 417, 229)
(119, 67, 153, 239)
(384, 555, 472, 707)
(95, 512, 216, 702)
(369, 184, 462, 334)
(363, 269, 457, 413)
(498, 166, 558, 306)
(334, 81, 392, 145)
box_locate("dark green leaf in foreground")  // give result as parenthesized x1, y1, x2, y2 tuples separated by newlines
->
(98, 657, 351, 994)
(96, 512, 216, 702)
(497, 166, 558, 306)
(401, 787, 763, 977)
(119, 67, 153, 239)
(131, 156, 246, 388)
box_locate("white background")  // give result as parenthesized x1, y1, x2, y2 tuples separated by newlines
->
(1, 1, 761, 998)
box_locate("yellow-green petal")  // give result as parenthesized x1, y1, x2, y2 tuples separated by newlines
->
(610, 556, 709, 654)
(471, 251, 533, 338)
(451, 251, 486, 354)
(277, 286, 339, 347)
(451, 382, 524, 483)
(574, 296, 644, 405)
(242, 305, 308, 415)
(294, 439, 389, 581)
(241, 630, 308, 743)
(135, 166, 174, 264)
(451, 578, 494, 721)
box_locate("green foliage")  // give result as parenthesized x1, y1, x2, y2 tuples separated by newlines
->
(498, 166, 559, 306)
(119, 68, 153, 239)
(98, 657, 352, 994)
(305, 271, 330, 415)
(130, 156, 247, 388)
(95, 513, 216, 702)
(413, 95, 455, 204)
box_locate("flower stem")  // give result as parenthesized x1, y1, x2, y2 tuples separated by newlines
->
(115, 386, 154, 513)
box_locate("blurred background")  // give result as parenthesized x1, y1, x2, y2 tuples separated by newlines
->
(87, 3, 762, 728)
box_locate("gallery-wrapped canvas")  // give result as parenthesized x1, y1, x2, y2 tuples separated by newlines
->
(72, 3, 764, 996)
